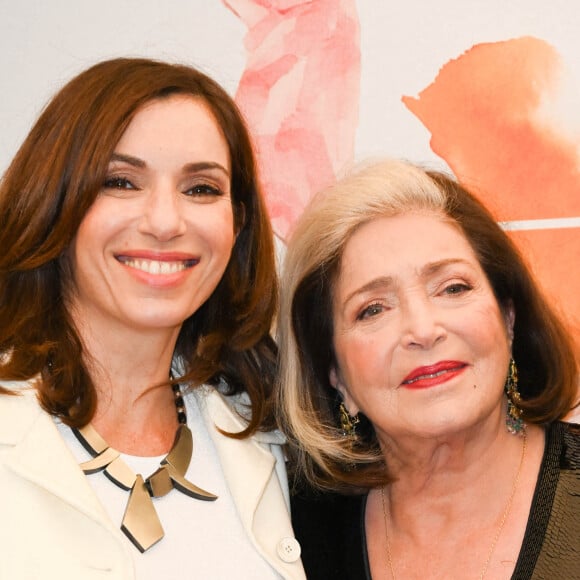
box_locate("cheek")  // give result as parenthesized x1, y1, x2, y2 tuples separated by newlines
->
(71, 212, 118, 272)
(467, 306, 512, 379)
(334, 336, 398, 420)
(73, 198, 129, 254)
(478, 303, 511, 349)
(334, 332, 394, 392)
(191, 204, 236, 250)
(211, 223, 236, 264)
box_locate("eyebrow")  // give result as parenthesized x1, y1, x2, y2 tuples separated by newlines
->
(110, 153, 146, 168)
(341, 258, 473, 307)
(109, 153, 231, 178)
(422, 258, 472, 277)
(342, 276, 394, 307)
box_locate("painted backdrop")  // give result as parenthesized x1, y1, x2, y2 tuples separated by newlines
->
(0, 1, 578, 415)
(221, 1, 579, 349)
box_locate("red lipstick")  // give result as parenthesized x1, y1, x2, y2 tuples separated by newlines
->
(116, 250, 198, 262)
(115, 250, 200, 288)
(401, 361, 467, 389)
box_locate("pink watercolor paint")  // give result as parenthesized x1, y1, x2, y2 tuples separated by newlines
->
(223, 0, 361, 240)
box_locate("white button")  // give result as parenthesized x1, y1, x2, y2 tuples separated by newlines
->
(276, 537, 301, 563)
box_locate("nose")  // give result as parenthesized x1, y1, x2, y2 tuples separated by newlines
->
(138, 183, 187, 241)
(400, 295, 446, 349)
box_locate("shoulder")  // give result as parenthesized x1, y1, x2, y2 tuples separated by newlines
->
(560, 421, 580, 466)
(526, 422, 580, 577)
(0, 382, 43, 442)
(186, 384, 285, 445)
(291, 489, 368, 580)
(292, 487, 365, 516)
(0, 377, 38, 394)
(546, 421, 580, 470)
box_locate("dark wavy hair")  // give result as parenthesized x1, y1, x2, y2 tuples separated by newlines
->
(0, 58, 278, 436)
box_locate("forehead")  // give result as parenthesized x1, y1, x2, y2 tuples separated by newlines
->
(132, 93, 217, 123)
(122, 94, 224, 142)
(114, 94, 230, 167)
(337, 211, 479, 281)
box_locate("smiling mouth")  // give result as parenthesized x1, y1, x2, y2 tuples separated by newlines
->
(401, 362, 468, 388)
(403, 369, 455, 385)
(117, 257, 199, 275)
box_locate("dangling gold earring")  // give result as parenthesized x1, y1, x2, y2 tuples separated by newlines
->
(339, 401, 360, 438)
(505, 358, 525, 435)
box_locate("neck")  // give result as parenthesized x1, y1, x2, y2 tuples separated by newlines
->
(72, 314, 183, 455)
(91, 381, 180, 456)
(380, 417, 526, 505)
(366, 422, 545, 580)
(371, 427, 538, 580)
(378, 425, 546, 550)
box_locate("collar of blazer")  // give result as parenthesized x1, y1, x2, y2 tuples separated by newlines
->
(189, 385, 285, 524)
(0, 382, 303, 578)
(187, 386, 305, 578)
(0, 386, 115, 527)
(0, 383, 287, 529)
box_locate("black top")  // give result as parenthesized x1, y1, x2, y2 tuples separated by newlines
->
(291, 422, 580, 580)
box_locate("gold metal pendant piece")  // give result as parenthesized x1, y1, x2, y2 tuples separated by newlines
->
(73, 423, 218, 552)
(122, 474, 164, 552)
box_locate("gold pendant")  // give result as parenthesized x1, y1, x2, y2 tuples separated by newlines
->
(122, 475, 164, 552)
(73, 423, 218, 552)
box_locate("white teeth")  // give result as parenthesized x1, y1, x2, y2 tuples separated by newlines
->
(406, 369, 448, 384)
(122, 258, 188, 275)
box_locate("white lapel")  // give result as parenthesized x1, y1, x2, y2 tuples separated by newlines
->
(193, 386, 306, 579)
(194, 387, 277, 529)
(0, 388, 116, 528)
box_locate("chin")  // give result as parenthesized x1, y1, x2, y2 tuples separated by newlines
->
(406, 414, 472, 440)
(127, 311, 190, 332)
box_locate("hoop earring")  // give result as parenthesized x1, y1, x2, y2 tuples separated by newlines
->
(505, 358, 525, 435)
(339, 402, 360, 438)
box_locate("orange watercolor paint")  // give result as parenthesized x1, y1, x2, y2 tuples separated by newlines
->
(403, 36, 580, 343)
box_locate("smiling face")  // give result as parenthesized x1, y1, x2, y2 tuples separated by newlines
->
(330, 211, 514, 443)
(67, 95, 235, 338)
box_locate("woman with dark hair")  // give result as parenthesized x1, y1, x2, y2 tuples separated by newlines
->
(277, 158, 579, 579)
(0, 58, 304, 579)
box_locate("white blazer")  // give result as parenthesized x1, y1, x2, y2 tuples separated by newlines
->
(0, 383, 306, 579)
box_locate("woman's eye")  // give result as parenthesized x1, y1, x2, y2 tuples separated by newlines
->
(185, 183, 223, 197)
(103, 176, 135, 190)
(443, 283, 472, 296)
(357, 303, 384, 320)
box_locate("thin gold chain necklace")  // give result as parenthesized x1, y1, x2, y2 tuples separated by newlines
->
(380, 432, 527, 580)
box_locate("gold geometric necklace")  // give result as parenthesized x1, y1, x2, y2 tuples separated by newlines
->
(380, 431, 527, 579)
(72, 383, 217, 552)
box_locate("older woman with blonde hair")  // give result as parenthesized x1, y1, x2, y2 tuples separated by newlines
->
(277, 159, 579, 579)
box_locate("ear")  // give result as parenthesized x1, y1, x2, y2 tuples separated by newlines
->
(329, 366, 359, 416)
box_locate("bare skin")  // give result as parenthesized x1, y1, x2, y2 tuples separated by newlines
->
(365, 420, 545, 579)
(74, 314, 181, 455)
(67, 96, 235, 456)
(331, 213, 548, 578)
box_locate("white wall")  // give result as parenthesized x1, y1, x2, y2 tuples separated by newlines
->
(2, 0, 578, 174)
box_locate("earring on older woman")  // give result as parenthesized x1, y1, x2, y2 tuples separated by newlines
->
(505, 358, 525, 435)
(339, 402, 360, 438)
